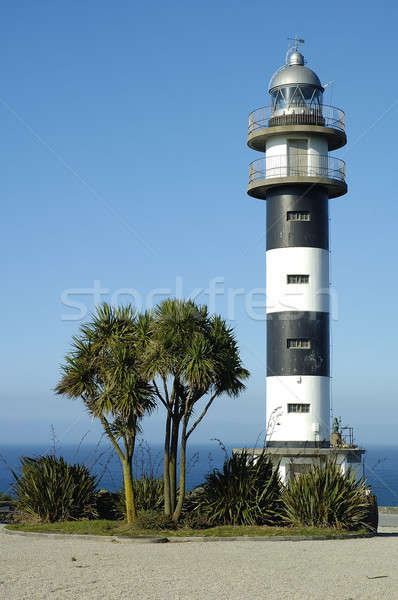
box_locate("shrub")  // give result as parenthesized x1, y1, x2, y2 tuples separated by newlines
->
(195, 451, 281, 526)
(181, 511, 211, 529)
(133, 510, 176, 530)
(280, 460, 371, 530)
(95, 489, 123, 520)
(363, 493, 378, 532)
(117, 475, 164, 517)
(12, 455, 98, 522)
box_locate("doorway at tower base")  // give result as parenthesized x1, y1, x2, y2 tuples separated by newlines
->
(233, 446, 365, 484)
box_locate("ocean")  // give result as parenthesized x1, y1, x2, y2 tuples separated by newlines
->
(1, 441, 397, 506)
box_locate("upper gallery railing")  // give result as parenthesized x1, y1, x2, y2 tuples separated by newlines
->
(248, 105, 345, 135)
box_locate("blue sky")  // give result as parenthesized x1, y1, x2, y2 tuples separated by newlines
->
(1, 0, 397, 447)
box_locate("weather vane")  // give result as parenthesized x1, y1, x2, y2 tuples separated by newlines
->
(287, 35, 305, 51)
(286, 35, 305, 63)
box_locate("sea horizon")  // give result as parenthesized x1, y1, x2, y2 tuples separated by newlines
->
(1, 441, 398, 507)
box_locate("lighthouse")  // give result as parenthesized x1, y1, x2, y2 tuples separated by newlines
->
(244, 39, 364, 480)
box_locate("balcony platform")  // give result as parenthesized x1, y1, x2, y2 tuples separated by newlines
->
(248, 124, 347, 152)
(247, 152, 347, 200)
(247, 174, 347, 200)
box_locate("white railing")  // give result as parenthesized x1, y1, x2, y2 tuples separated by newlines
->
(248, 105, 345, 135)
(248, 154, 346, 184)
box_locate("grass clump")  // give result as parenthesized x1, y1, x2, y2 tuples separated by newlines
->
(12, 455, 98, 523)
(195, 451, 281, 526)
(280, 460, 372, 531)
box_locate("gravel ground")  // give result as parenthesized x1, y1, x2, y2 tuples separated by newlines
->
(1, 527, 398, 600)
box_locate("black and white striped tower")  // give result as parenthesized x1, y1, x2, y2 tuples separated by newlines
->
(247, 40, 347, 451)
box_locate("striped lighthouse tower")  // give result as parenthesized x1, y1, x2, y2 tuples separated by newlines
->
(247, 40, 347, 456)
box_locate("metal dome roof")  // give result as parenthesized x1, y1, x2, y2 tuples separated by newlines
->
(268, 52, 323, 92)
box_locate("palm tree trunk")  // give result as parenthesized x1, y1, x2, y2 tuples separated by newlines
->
(122, 455, 136, 523)
(169, 415, 179, 513)
(172, 419, 187, 522)
(99, 416, 137, 523)
(163, 411, 172, 516)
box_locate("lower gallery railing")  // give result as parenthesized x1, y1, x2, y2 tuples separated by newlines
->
(248, 154, 346, 184)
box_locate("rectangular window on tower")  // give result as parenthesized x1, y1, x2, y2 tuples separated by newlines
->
(288, 403, 310, 413)
(287, 338, 311, 349)
(287, 274, 309, 284)
(287, 211, 311, 222)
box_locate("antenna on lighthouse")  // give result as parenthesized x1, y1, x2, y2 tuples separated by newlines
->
(286, 35, 305, 64)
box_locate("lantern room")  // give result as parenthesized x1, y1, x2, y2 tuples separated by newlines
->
(269, 50, 324, 116)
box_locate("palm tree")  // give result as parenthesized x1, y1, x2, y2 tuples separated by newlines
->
(55, 304, 155, 523)
(143, 299, 249, 521)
